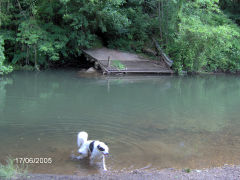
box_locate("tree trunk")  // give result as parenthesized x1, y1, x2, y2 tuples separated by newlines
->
(0, 1, 2, 27)
(158, 1, 163, 40)
(161, 0, 164, 43)
(165, 1, 168, 46)
(34, 44, 38, 70)
(7, 0, 9, 11)
(16, 0, 26, 19)
(174, 0, 183, 34)
(26, 45, 29, 65)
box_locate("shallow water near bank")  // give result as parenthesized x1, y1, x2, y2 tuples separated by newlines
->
(0, 70, 240, 175)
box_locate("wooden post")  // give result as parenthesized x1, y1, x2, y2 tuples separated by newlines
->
(107, 56, 111, 67)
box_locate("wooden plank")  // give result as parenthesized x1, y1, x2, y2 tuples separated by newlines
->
(107, 70, 173, 74)
(82, 48, 173, 74)
(82, 50, 109, 73)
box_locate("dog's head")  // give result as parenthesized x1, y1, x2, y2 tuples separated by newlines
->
(97, 142, 109, 156)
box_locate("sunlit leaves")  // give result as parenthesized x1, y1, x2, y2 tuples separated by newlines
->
(168, 0, 240, 72)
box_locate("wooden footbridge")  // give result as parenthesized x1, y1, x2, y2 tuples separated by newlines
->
(82, 47, 173, 74)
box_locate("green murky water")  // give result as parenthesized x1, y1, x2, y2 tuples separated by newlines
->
(0, 70, 240, 175)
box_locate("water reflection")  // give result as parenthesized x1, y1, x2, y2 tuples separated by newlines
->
(0, 77, 13, 114)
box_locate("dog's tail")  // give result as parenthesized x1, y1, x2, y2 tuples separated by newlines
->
(77, 131, 88, 148)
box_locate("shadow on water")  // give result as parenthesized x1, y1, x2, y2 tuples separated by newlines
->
(0, 71, 240, 174)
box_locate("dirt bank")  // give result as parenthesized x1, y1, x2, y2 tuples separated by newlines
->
(16, 165, 240, 180)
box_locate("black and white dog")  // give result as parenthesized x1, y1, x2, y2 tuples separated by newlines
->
(76, 131, 109, 171)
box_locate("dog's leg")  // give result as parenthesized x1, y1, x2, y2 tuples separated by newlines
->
(76, 155, 85, 160)
(70, 154, 84, 160)
(89, 155, 95, 165)
(77, 147, 88, 160)
(102, 155, 107, 171)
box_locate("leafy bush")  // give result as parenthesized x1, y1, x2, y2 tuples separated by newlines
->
(112, 60, 126, 70)
(167, 1, 240, 73)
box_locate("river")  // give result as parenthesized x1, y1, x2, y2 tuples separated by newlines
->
(0, 70, 240, 175)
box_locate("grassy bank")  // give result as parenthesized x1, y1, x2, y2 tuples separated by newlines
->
(0, 158, 27, 179)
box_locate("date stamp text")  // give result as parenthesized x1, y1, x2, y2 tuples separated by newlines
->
(15, 158, 52, 164)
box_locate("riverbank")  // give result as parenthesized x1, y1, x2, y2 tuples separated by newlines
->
(16, 165, 240, 180)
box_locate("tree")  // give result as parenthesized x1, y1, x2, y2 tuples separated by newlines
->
(0, 0, 239, 73)
(167, 0, 240, 73)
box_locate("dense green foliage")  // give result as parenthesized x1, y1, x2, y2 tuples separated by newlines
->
(0, 0, 239, 73)
(167, 0, 240, 72)
(220, 0, 240, 25)
(0, 36, 12, 74)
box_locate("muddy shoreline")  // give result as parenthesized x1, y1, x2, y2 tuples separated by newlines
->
(16, 165, 240, 180)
